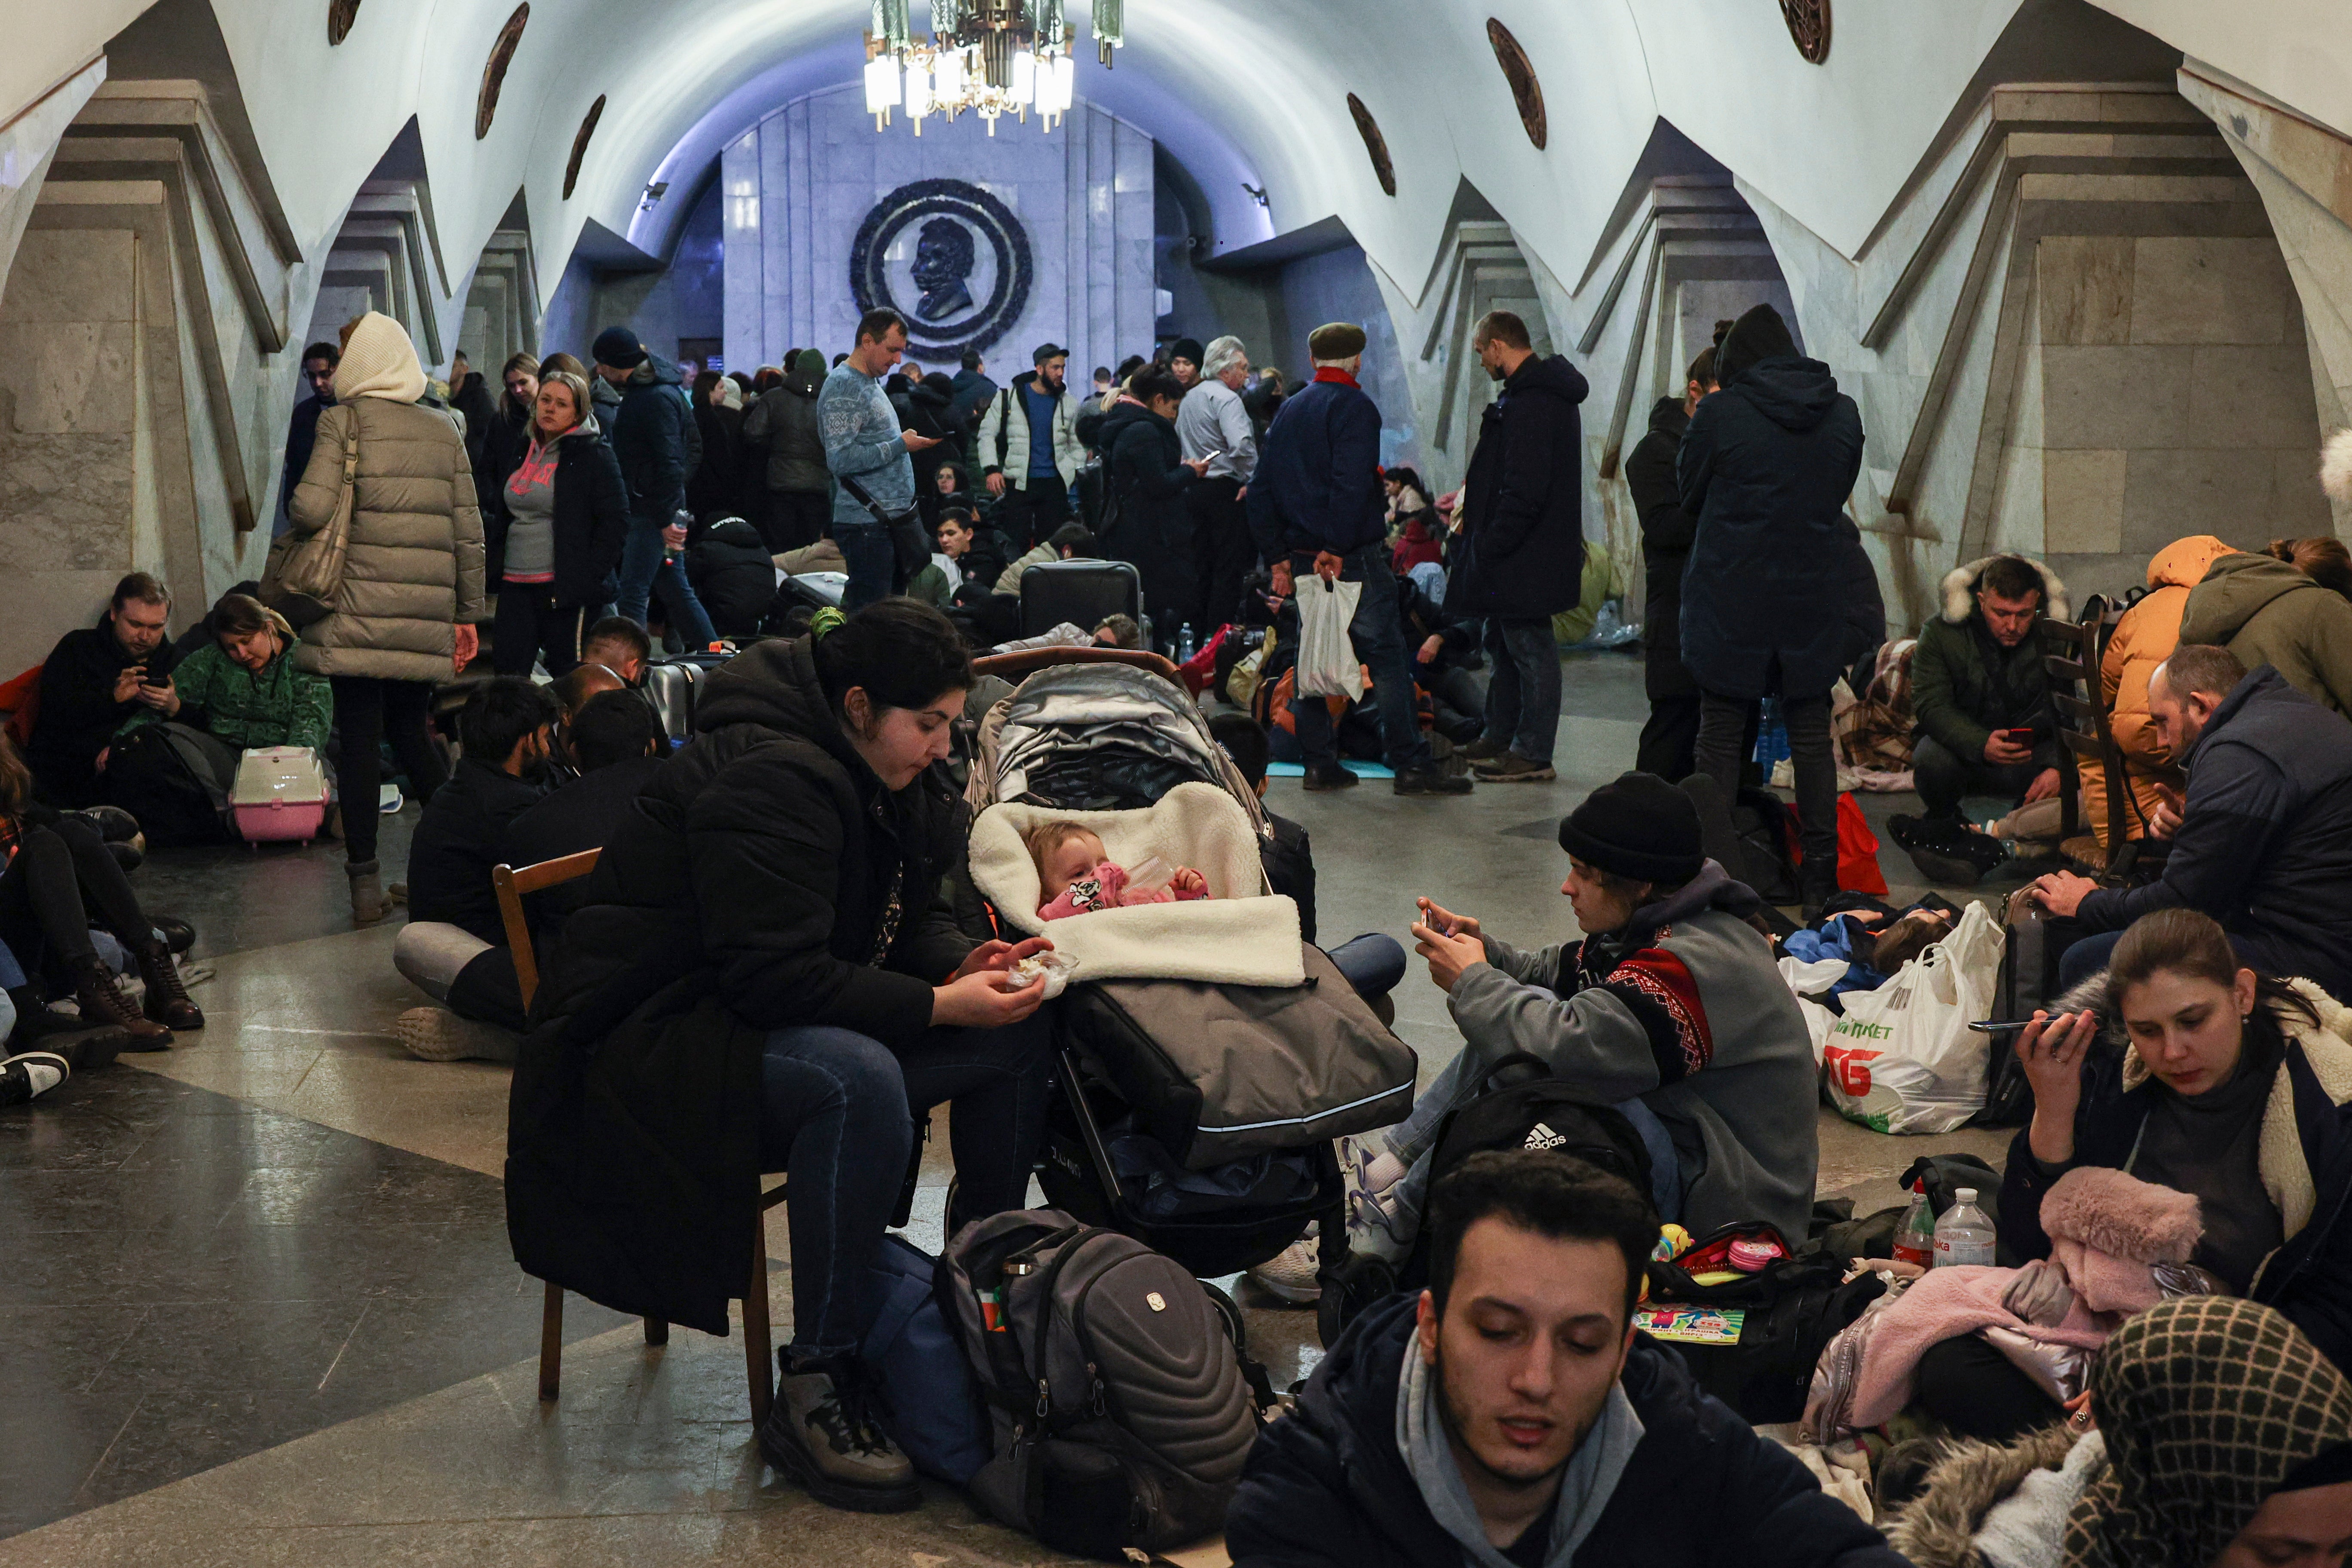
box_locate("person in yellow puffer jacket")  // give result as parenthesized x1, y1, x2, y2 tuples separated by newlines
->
(2081, 534, 2234, 849)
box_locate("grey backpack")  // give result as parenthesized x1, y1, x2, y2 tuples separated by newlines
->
(937, 1209, 1261, 1559)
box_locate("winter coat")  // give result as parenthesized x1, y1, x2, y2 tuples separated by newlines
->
(1677, 357, 1870, 701)
(281, 394, 329, 530)
(286, 315, 488, 683)
(1226, 1292, 1909, 1568)
(683, 518, 777, 638)
(610, 357, 702, 529)
(687, 399, 742, 522)
(1885, 1425, 2097, 1568)
(408, 756, 544, 946)
(1910, 556, 2070, 761)
(2179, 551, 2352, 718)
(476, 396, 535, 522)
(2001, 972, 2352, 1374)
(1261, 808, 1317, 946)
(1099, 400, 1199, 554)
(740, 378, 830, 495)
(995, 540, 1058, 597)
(2076, 666, 2352, 1001)
(904, 373, 964, 513)
(974, 369, 1084, 490)
(505, 637, 976, 1334)
(1247, 371, 1387, 564)
(2082, 535, 2233, 849)
(159, 642, 333, 753)
(489, 418, 629, 607)
(450, 371, 499, 473)
(27, 616, 182, 803)
(1445, 863, 1820, 1242)
(1451, 353, 1589, 622)
(1625, 395, 1700, 701)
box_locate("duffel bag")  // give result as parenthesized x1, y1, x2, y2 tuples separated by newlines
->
(858, 1234, 991, 1484)
(105, 721, 236, 847)
(1641, 1221, 1885, 1424)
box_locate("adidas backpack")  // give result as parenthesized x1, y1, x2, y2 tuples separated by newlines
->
(937, 1209, 1262, 1559)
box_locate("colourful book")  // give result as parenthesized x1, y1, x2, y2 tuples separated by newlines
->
(1634, 1306, 1745, 1346)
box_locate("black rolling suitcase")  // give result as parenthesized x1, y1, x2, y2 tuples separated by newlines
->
(1019, 557, 1142, 638)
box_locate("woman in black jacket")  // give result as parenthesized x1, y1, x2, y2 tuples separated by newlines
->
(1097, 368, 1209, 648)
(489, 369, 628, 677)
(1623, 343, 1715, 781)
(506, 601, 1054, 1514)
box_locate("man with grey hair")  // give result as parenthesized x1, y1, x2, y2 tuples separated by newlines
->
(1177, 334, 1260, 632)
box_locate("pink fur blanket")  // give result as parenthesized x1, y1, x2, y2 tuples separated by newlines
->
(1848, 1267, 2110, 1429)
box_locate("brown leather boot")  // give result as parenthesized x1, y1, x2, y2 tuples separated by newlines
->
(135, 940, 204, 1031)
(70, 956, 171, 1050)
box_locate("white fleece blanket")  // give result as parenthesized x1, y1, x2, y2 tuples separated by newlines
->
(968, 782, 1305, 987)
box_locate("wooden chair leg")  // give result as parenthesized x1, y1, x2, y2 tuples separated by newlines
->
(643, 1316, 668, 1347)
(744, 1221, 774, 1425)
(538, 1279, 564, 1402)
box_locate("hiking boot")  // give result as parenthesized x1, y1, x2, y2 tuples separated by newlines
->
(1393, 767, 1474, 796)
(6, 987, 86, 1050)
(759, 1358, 919, 1514)
(349, 860, 397, 925)
(152, 916, 196, 956)
(0, 1051, 70, 1108)
(1799, 864, 1839, 925)
(1890, 814, 2004, 887)
(135, 940, 204, 1032)
(68, 957, 170, 1051)
(1472, 752, 1556, 783)
(1459, 736, 1509, 763)
(1301, 763, 1359, 793)
(1245, 1238, 1323, 1305)
(395, 1006, 512, 1063)
(70, 805, 141, 843)
(105, 839, 144, 873)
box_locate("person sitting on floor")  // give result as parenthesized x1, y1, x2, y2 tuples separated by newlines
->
(578, 615, 652, 687)
(26, 573, 183, 809)
(389, 678, 557, 1060)
(994, 520, 1094, 596)
(163, 594, 334, 760)
(1225, 1149, 1910, 1568)
(1354, 771, 1818, 1260)
(2028, 644, 2352, 1000)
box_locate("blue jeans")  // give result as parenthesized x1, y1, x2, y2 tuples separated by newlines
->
(1482, 617, 1561, 765)
(1291, 548, 1431, 775)
(1328, 933, 1406, 1001)
(2057, 925, 2283, 994)
(759, 1013, 1053, 1356)
(616, 521, 717, 648)
(835, 522, 894, 611)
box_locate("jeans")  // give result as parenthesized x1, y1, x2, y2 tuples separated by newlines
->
(835, 521, 894, 611)
(327, 676, 447, 866)
(2056, 925, 2284, 993)
(1912, 734, 2053, 820)
(392, 922, 526, 1035)
(1482, 617, 1562, 765)
(616, 522, 718, 649)
(1695, 689, 1837, 888)
(758, 1013, 1053, 1356)
(0, 817, 153, 968)
(490, 584, 587, 677)
(1291, 548, 1431, 776)
(1328, 933, 1406, 1001)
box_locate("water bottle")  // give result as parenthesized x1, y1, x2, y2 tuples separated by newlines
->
(1177, 622, 1196, 663)
(1933, 1188, 1997, 1268)
(1892, 1180, 1936, 1269)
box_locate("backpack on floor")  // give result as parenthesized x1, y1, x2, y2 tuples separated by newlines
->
(937, 1209, 1262, 1560)
(105, 721, 235, 846)
(858, 1234, 992, 1484)
(1642, 1225, 1886, 1424)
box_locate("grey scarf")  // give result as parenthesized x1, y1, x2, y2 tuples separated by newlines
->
(1394, 1337, 1645, 1568)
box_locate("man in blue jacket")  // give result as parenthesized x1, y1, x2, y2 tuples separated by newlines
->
(1247, 322, 1469, 797)
(1226, 1149, 1907, 1568)
(593, 325, 716, 649)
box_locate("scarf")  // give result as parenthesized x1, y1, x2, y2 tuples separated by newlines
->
(2063, 1296, 2352, 1568)
(1394, 1337, 1644, 1568)
(332, 311, 428, 404)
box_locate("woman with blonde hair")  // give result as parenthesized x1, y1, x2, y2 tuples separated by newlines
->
(169, 593, 333, 756)
(489, 367, 627, 677)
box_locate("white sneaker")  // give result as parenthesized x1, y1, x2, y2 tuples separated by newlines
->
(394, 1006, 511, 1063)
(1246, 1238, 1323, 1305)
(0, 1050, 70, 1106)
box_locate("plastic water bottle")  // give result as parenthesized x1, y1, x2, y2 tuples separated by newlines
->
(1892, 1180, 1936, 1269)
(1177, 622, 1196, 663)
(1933, 1188, 1997, 1268)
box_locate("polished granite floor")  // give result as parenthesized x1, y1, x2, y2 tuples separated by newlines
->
(0, 649, 2015, 1565)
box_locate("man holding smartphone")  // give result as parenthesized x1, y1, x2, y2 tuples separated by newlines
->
(1176, 335, 1260, 634)
(27, 572, 182, 807)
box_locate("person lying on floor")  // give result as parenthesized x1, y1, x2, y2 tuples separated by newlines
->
(1225, 1149, 1908, 1568)
(1351, 771, 1819, 1260)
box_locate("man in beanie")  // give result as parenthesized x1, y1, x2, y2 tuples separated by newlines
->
(1167, 336, 1205, 391)
(1344, 772, 1819, 1253)
(1249, 322, 1470, 796)
(593, 324, 717, 648)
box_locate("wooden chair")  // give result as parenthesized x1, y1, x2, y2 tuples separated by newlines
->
(495, 848, 791, 1424)
(2042, 597, 2136, 879)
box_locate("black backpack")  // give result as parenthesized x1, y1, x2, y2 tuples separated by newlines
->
(1643, 1224, 1886, 1423)
(104, 721, 234, 847)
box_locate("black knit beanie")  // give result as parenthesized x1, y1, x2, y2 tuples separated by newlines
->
(1170, 337, 1207, 366)
(1558, 772, 1704, 885)
(1712, 302, 1798, 388)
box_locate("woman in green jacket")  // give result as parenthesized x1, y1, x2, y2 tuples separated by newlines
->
(161, 594, 334, 753)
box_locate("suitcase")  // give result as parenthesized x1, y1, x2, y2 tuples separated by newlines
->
(1019, 557, 1142, 638)
(230, 745, 332, 845)
(643, 652, 733, 741)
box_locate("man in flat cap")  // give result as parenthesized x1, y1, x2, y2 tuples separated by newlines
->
(1249, 324, 1470, 796)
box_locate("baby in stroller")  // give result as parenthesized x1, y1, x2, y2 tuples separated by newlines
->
(1028, 821, 1210, 920)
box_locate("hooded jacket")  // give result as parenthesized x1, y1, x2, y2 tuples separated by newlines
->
(1248, 371, 1387, 562)
(974, 368, 1085, 489)
(488, 415, 628, 606)
(2081, 535, 2234, 848)
(1624, 395, 1699, 700)
(740, 353, 830, 495)
(1099, 398, 1199, 544)
(506, 637, 974, 1333)
(1909, 555, 2070, 762)
(2075, 666, 2352, 1001)
(1226, 1292, 1908, 1568)
(905, 371, 965, 511)
(2178, 551, 2352, 718)
(285, 312, 488, 683)
(610, 355, 702, 529)
(1676, 306, 1871, 701)
(1451, 353, 1589, 622)
(28, 612, 184, 803)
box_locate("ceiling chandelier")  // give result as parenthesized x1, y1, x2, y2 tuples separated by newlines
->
(863, 0, 1123, 135)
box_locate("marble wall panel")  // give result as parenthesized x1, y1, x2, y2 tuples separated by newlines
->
(2128, 235, 2295, 346)
(2037, 235, 2134, 346)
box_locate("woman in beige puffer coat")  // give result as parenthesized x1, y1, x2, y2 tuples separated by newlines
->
(287, 310, 486, 922)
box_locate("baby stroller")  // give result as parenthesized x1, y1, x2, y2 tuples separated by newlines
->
(965, 646, 1417, 1345)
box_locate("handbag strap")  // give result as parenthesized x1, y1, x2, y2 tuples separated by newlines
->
(836, 471, 909, 529)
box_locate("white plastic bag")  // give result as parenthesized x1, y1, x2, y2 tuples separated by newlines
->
(1294, 576, 1367, 701)
(1822, 900, 2003, 1133)
(1778, 954, 1851, 1065)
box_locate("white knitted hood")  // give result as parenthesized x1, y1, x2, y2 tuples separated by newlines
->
(332, 311, 427, 404)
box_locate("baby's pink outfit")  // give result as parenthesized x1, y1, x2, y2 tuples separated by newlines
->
(1038, 860, 1208, 921)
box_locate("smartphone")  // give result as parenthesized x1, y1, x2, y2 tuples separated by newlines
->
(1968, 1019, 2037, 1035)
(2000, 726, 2040, 745)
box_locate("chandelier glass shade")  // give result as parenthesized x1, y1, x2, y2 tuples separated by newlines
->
(864, 0, 1114, 134)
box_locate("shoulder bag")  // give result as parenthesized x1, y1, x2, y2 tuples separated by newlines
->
(836, 471, 932, 583)
(261, 409, 361, 628)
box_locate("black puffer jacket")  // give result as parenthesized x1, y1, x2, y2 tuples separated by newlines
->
(1450, 352, 1588, 621)
(2077, 666, 2352, 1000)
(1677, 306, 1871, 702)
(1099, 399, 1199, 625)
(611, 356, 703, 527)
(684, 518, 778, 638)
(505, 637, 974, 1333)
(1624, 395, 1699, 701)
(1227, 1294, 1909, 1568)
(484, 421, 629, 606)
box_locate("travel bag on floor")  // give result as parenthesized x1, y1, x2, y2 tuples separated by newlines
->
(858, 1234, 991, 1484)
(105, 721, 236, 847)
(1822, 899, 2004, 1133)
(1642, 1222, 1886, 1424)
(230, 745, 331, 843)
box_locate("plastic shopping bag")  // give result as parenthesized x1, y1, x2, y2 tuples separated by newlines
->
(1822, 900, 2003, 1133)
(1294, 576, 1368, 701)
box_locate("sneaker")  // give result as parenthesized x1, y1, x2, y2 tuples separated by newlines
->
(759, 1360, 920, 1514)
(1246, 1238, 1323, 1305)
(1393, 767, 1474, 796)
(1346, 1181, 1412, 1262)
(1890, 813, 2003, 887)
(378, 783, 404, 814)
(1301, 763, 1359, 792)
(1339, 1133, 1398, 1213)
(0, 1050, 69, 1107)
(1472, 753, 1556, 783)
(1459, 736, 1509, 762)
(394, 1006, 511, 1063)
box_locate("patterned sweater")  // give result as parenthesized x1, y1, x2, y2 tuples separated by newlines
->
(122, 643, 334, 752)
